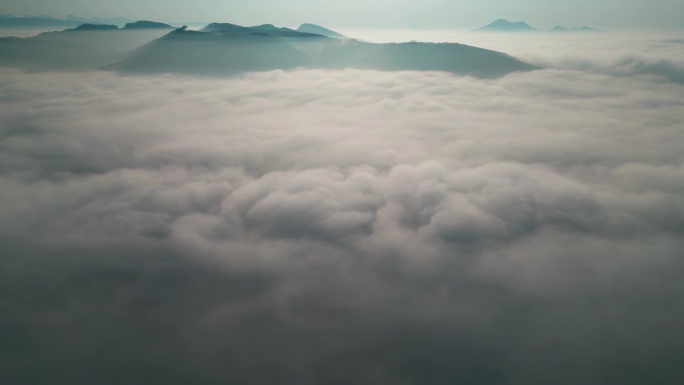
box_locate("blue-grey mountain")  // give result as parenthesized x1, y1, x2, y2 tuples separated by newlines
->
(475, 19, 537, 32)
(0, 15, 81, 29)
(0, 21, 538, 77)
(475, 19, 606, 34)
(111, 23, 538, 77)
(123, 20, 174, 30)
(72, 24, 118, 31)
(0, 22, 172, 71)
(551, 25, 605, 33)
(297, 23, 347, 39)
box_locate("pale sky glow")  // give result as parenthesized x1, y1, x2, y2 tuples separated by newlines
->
(2, 0, 684, 30)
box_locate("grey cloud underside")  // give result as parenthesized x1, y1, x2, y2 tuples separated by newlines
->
(2, 54, 684, 384)
(0, 23, 538, 77)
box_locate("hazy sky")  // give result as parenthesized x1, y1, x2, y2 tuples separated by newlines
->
(3, 0, 684, 29)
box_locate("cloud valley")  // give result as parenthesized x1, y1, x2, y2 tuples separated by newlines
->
(1, 33, 684, 384)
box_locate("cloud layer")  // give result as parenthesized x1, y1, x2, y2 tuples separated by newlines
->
(2, 35, 684, 384)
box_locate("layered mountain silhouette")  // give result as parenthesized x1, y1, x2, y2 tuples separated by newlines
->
(0, 16, 81, 29)
(0, 21, 538, 77)
(296, 23, 347, 39)
(123, 20, 174, 29)
(550, 25, 605, 33)
(0, 22, 172, 71)
(249, 23, 327, 38)
(475, 19, 605, 33)
(0, 14, 132, 29)
(110, 23, 537, 77)
(475, 19, 537, 32)
(65, 15, 131, 26)
(72, 24, 118, 31)
(108, 25, 314, 74)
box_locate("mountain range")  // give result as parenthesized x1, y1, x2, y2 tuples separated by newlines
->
(297, 23, 347, 39)
(475, 19, 604, 33)
(0, 14, 131, 28)
(549, 25, 605, 33)
(0, 21, 539, 77)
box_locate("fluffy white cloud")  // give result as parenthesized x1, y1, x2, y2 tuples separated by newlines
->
(1, 34, 684, 384)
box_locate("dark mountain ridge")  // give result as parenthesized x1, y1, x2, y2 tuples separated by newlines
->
(111, 23, 538, 77)
(475, 19, 605, 33)
(0, 20, 539, 77)
(72, 24, 118, 31)
(475, 19, 537, 32)
(551, 25, 605, 33)
(0, 22, 173, 70)
(123, 20, 174, 30)
(297, 23, 347, 39)
(107, 25, 313, 75)
(0, 16, 81, 29)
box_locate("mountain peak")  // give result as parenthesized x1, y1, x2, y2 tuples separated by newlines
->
(551, 25, 605, 33)
(253, 23, 277, 29)
(250, 24, 296, 32)
(72, 23, 118, 31)
(476, 19, 537, 32)
(200, 22, 251, 33)
(296, 23, 347, 39)
(123, 20, 174, 30)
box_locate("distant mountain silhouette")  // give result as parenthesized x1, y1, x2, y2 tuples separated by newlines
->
(475, 19, 606, 34)
(550, 25, 605, 33)
(251, 24, 292, 32)
(475, 19, 537, 32)
(313, 40, 537, 76)
(110, 23, 538, 77)
(107, 25, 313, 75)
(297, 23, 347, 39)
(0, 16, 81, 29)
(123, 20, 174, 29)
(72, 24, 119, 31)
(250, 24, 325, 38)
(66, 15, 131, 26)
(0, 20, 539, 77)
(0, 15, 134, 30)
(200, 22, 252, 34)
(0, 27, 171, 71)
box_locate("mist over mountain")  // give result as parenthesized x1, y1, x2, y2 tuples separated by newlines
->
(2, 31, 684, 382)
(0, 24, 172, 71)
(0, 14, 132, 29)
(66, 15, 132, 26)
(108, 25, 314, 75)
(123, 20, 174, 30)
(3, 8, 683, 385)
(249, 23, 327, 38)
(72, 24, 119, 31)
(0, 20, 537, 77)
(200, 22, 252, 34)
(111, 23, 538, 77)
(0, 15, 81, 29)
(475, 19, 537, 32)
(297, 23, 347, 39)
(550, 25, 605, 33)
(475, 19, 605, 33)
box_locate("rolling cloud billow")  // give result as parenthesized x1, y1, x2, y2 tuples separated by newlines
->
(1, 34, 684, 385)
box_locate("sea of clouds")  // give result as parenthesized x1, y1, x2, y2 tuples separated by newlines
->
(1, 33, 683, 384)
